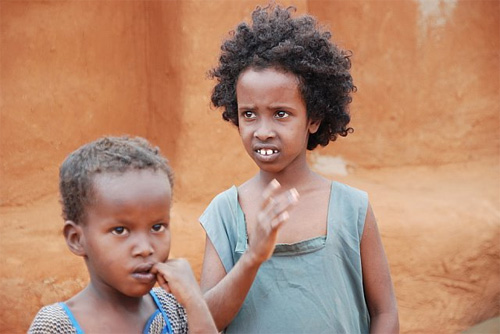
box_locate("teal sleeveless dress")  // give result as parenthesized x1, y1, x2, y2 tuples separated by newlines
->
(200, 181, 370, 334)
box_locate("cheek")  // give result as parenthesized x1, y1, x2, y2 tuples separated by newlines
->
(238, 125, 253, 140)
(86, 239, 113, 261)
(157, 234, 171, 260)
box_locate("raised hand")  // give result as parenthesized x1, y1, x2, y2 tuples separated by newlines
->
(247, 179, 299, 264)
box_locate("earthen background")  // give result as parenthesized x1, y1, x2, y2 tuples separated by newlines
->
(0, 0, 499, 333)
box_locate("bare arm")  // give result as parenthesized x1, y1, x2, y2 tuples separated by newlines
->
(200, 180, 298, 331)
(200, 238, 263, 331)
(152, 259, 217, 334)
(361, 203, 399, 334)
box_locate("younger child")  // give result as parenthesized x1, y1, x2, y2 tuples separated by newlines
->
(200, 4, 399, 334)
(29, 136, 217, 334)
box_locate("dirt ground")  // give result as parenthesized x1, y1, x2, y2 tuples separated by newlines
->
(1, 156, 498, 333)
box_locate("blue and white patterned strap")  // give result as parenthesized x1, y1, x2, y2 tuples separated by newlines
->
(150, 290, 174, 334)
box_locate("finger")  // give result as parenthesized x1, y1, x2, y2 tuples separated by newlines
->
(288, 188, 300, 203)
(156, 273, 165, 285)
(152, 263, 171, 284)
(271, 211, 289, 229)
(262, 179, 280, 198)
(262, 179, 281, 207)
(156, 273, 171, 293)
(276, 188, 299, 211)
(267, 188, 299, 217)
(161, 282, 171, 294)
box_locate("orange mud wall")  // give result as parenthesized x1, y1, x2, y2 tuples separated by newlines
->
(1, 1, 499, 333)
(1, 1, 184, 206)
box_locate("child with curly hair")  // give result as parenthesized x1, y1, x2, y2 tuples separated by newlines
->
(199, 4, 399, 333)
(29, 136, 217, 334)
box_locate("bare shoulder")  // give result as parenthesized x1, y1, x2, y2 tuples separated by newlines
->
(237, 177, 265, 218)
(237, 176, 262, 199)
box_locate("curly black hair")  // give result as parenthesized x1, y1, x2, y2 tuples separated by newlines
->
(209, 4, 355, 150)
(59, 136, 174, 225)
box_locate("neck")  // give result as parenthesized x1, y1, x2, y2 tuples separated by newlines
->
(84, 281, 148, 313)
(258, 162, 317, 189)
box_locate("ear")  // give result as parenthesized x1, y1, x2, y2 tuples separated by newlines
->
(308, 120, 321, 134)
(63, 221, 86, 257)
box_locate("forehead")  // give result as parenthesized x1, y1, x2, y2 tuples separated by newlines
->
(236, 67, 304, 110)
(237, 67, 300, 92)
(90, 169, 171, 205)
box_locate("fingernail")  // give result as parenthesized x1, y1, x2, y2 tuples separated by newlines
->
(264, 180, 281, 199)
(282, 211, 289, 221)
(289, 188, 299, 201)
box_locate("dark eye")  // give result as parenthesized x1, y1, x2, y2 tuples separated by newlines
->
(111, 226, 129, 236)
(151, 224, 167, 233)
(242, 111, 256, 119)
(275, 111, 289, 119)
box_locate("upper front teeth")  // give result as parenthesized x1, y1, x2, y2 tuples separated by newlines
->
(258, 149, 278, 155)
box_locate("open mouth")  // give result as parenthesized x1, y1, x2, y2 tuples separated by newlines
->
(256, 148, 279, 156)
(133, 263, 154, 273)
(132, 263, 155, 283)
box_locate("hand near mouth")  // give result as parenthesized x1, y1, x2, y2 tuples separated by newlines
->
(152, 259, 217, 333)
(151, 259, 203, 306)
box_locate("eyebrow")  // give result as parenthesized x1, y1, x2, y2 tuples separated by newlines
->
(237, 103, 255, 109)
(269, 103, 296, 110)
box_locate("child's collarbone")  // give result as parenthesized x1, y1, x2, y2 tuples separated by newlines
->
(276, 207, 328, 244)
(246, 195, 329, 244)
(70, 293, 156, 333)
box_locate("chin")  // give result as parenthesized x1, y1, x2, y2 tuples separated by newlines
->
(126, 284, 156, 298)
(255, 163, 284, 174)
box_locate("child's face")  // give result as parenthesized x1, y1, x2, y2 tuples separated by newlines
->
(236, 67, 319, 174)
(80, 169, 172, 298)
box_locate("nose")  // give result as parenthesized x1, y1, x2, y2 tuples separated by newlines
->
(253, 119, 276, 140)
(132, 233, 154, 257)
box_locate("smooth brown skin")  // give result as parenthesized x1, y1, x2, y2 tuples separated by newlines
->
(62, 170, 217, 333)
(200, 68, 399, 332)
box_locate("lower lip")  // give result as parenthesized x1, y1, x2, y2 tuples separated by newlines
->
(254, 151, 280, 162)
(131, 272, 156, 284)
